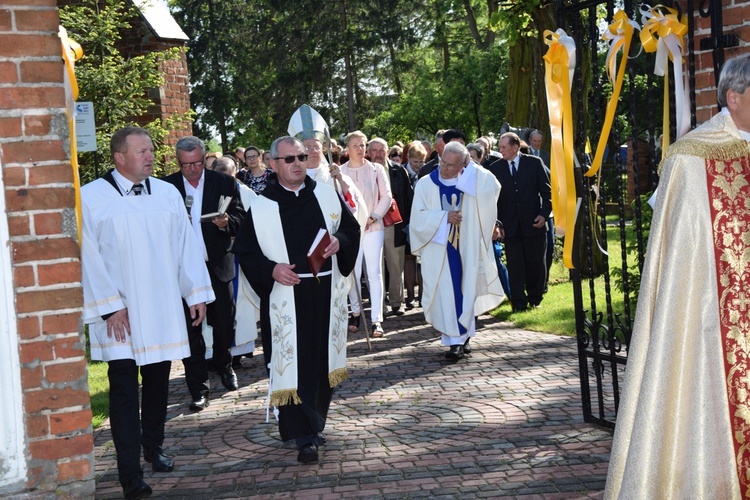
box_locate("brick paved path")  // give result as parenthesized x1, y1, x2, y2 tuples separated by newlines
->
(94, 308, 612, 499)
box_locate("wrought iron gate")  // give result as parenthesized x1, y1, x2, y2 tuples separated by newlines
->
(556, 0, 735, 429)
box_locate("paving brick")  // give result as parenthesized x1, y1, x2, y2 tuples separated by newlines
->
(93, 308, 612, 498)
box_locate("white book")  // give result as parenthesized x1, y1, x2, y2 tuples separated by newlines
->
(200, 195, 232, 222)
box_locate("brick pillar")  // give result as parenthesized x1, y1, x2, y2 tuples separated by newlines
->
(686, 0, 750, 123)
(0, 1, 94, 496)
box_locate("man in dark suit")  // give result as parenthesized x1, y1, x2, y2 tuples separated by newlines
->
(418, 129, 467, 178)
(164, 136, 245, 411)
(368, 138, 413, 315)
(417, 129, 445, 179)
(528, 130, 551, 168)
(488, 132, 551, 311)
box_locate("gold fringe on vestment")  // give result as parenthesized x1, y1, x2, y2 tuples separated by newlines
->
(660, 138, 749, 174)
(328, 368, 349, 388)
(269, 389, 301, 407)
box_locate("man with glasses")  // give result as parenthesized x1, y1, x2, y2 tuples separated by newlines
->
(164, 136, 245, 412)
(410, 141, 503, 360)
(82, 127, 214, 498)
(368, 137, 413, 316)
(233, 136, 360, 464)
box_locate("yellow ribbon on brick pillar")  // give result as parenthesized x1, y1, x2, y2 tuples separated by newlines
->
(639, 5, 689, 157)
(543, 29, 577, 269)
(59, 26, 84, 243)
(588, 10, 638, 179)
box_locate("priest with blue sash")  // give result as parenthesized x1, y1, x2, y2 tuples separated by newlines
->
(410, 141, 504, 360)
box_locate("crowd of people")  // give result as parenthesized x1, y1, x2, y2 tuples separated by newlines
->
(82, 113, 557, 498)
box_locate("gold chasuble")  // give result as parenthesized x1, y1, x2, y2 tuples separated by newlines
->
(606, 112, 750, 499)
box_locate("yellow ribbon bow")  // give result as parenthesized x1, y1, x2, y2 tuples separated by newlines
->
(639, 5, 690, 156)
(543, 29, 577, 269)
(59, 26, 84, 243)
(588, 10, 638, 179)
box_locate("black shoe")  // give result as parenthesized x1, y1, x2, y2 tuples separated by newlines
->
(144, 447, 174, 472)
(122, 476, 152, 499)
(348, 315, 360, 332)
(463, 339, 472, 354)
(220, 366, 239, 391)
(445, 344, 465, 360)
(297, 444, 319, 464)
(391, 306, 405, 316)
(232, 356, 243, 369)
(189, 395, 209, 412)
(405, 300, 415, 310)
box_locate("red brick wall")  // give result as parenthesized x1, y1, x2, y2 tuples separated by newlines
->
(0, 0, 93, 496)
(685, 0, 750, 123)
(119, 12, 193, 148)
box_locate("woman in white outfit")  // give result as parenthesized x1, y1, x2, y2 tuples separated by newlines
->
(340, 131, 392, 337)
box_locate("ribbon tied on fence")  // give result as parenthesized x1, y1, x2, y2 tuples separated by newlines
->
(543, 29, 577, 269)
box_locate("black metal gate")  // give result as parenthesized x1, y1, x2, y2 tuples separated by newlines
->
(556, 0, 736, 429)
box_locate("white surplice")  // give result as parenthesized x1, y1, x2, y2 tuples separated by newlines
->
(410, 162, 504, 342)
(81, 177, 215, 366)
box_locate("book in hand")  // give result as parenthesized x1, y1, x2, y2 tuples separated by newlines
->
(200, 195, 232, 222)
(307, 228, 331, 277)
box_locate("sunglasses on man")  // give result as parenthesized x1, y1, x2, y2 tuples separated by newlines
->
(274, 154, 309, 164)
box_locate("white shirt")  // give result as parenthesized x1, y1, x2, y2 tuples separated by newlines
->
(112, 168, 146, 196)
(182, 169, 209, 261)
(508, 154, 521, 176)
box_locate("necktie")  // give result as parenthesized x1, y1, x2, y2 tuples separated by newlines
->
(510, 160, 517, 178)
(132, 183, 144, 196)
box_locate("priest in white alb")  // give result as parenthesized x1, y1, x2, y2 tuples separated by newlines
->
(81, 127, 214, 499)
(605, 53, 750, 499)
(410, 141, 504, 360)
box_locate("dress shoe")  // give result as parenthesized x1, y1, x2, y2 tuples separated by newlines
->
(297, 443, 319, 464)
(122, 476, 152, 499)
(220, 366, 239, 391)
(348, 314, 360, 332)
(405, 300, 415, 310)
(463, 339, 472, 354)
(232, 355, 243, 369)
(144, 447, 174, 472)
(445, 344, 465, 360)
(391, 305, 405, 316)
(189, 395, 209, 412)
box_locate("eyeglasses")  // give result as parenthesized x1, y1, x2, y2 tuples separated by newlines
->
(305, 145, 322, 152)
(274, 154, 309, 164)
(389, 153, 400, 159)
(180, 160, 204, 168)
(245, 154, 259, 160)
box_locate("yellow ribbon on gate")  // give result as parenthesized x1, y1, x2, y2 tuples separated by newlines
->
(639, 5, 689, 157)
(588, 10, 637, 179)
(543, 29, 577, 269)
(59, 26, 84, 243)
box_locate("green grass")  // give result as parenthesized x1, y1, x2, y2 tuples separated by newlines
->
(490, 228, 632, 337)
(88, 360, 109, 429)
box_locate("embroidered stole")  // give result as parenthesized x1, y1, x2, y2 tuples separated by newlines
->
(706, 140, 750, 496)
(253, 184, 349, 407)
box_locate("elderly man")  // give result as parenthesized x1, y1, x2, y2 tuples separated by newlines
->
(605, 54, 750, 499)
(164, 136, 245, 411)
(410, 142, 504, 360)
(81, 127, 214, 498)
(488, 132, 551, 312)
(368, 137, 413, 316)
(528, 130, 550, 166)
(233, 136, 360, 464)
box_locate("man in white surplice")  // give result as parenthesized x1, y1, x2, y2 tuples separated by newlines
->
(410, 141, 504, 360)
(81, 127, 214, 499)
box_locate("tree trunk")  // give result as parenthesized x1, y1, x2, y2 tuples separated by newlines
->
(505, 39, 534, 128)
(339, 0, 356, 131)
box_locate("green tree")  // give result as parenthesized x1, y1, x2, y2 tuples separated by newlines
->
(59, 0, 190, 183)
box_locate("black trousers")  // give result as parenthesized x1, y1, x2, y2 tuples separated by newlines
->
(504, 231, 547, 309)
(108, 359, 171, 484)
(182, 267, 234, 399)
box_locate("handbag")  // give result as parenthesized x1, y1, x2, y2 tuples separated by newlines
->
(382, 199, 403, 227)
